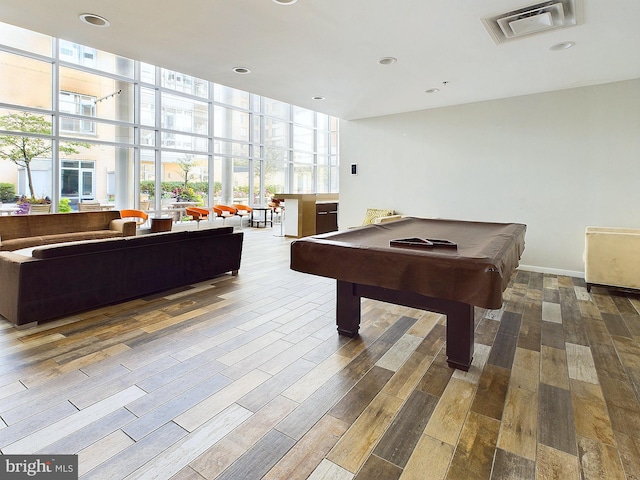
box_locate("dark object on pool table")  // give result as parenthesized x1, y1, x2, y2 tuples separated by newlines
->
(390, 237, 457, 249)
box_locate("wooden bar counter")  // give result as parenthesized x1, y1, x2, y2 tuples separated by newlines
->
(278, 193, 339, 238)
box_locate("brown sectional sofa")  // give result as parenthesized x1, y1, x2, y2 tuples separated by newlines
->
(0, 227, 243, 326)
(0, 211, 136, 252)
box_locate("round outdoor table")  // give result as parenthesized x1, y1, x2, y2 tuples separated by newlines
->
(150, 217, 173, 233)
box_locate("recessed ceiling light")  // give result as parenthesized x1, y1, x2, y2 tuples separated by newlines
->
(425, 88, 440, 94)
(312, 96, 325, 101)
(232, 66, 251, 74)
(272, 0, 298, 4)
(550, 41, 575, 51)
(79, 13, 110, 27)
(377, 57, 397, 66)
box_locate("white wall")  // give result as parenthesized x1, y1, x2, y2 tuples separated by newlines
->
(339, 79, 640, 276)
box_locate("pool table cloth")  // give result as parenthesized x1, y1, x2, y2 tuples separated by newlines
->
(290, 217, 526, 310)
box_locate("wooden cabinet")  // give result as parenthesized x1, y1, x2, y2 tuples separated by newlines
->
(278, 194, 339, 237)
(316, 202, 338, 234)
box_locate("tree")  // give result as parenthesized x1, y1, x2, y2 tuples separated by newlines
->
(177, 154, 200, 189)
(0, 111, 89, 198)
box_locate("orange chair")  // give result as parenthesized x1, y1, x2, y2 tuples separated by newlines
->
(120, 209, 149, 227)
(232, 204, 253, 228)
(213, 205, 237, 226)
(269, 198, 284, 224)
(185, 206, 209, 228)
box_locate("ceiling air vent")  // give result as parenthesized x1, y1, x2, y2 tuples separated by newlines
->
(481, 0, 583, 44)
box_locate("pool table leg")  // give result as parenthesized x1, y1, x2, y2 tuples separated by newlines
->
(336, 280, 361, 337)
(445, 302, 475, 371)
(335, 280, 475, 370)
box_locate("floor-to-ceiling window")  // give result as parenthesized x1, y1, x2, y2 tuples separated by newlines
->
(0, 21, 338, 212)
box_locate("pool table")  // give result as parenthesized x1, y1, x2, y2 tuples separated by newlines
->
(290, 217, 526, 371)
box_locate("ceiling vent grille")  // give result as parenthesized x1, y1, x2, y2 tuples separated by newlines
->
(481, 0, 583, 44)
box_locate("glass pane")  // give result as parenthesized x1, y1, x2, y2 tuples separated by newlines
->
(263, 97, 290, 120)
(317, 113, 329, 131)
(214, 141, 249, 157)
(214, 84, 250, 109)
(59, 40, 134, 77)
(140, 150, 155, 210)
(253, 159, 262, 205)
(0, 52, 52, 109)
(160, 152, 207, 206)
(250, 94, 260, 111)
(264, 117, 288, 149)
(140, 87, 156, 127)
(293, 152, 313, 164)
(330, 116, 339, 156)
(213, 105, 249, 142)
(252, 114, 260, 144)
(293, 125, 314, 152)
(59, 66, 134, 123)
(0, 109, 53, 134)
(233, 158, 250, 204)
(110, 146, 134, 208)
(330, 129, 339, 155)
(0, 135, 53, 202)
(61, 168, 79, 196)
(60, 143, 133, 209)
(213, 155, 233, 205)
(293, 106, 314, 127)
(330, 166, 339, 192)
(82, 170, 94, 196)
(264, 148, 286, 200)
(316, 154, 329, 166)
(161, 68, 208, 98)
(0, 22, 52, 56)
(316, 165, 329, 193)
(141, 128, 155, 147)
(161, 92, 208, 134)
(317, 132, 328, 155)
(58, 117, 135, 144)
(293, 164, 313, 193)
(190, 155, 209, 206)
(161, 132, 208, 152)
(140, 63, 156, 84)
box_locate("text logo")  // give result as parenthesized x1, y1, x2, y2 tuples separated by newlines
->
(2, 455, 78, 479)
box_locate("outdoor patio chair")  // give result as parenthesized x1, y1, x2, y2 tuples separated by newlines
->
(78, 201, 102, 211)
(185, 207, 210, 228)
(120, 209, 149, 227)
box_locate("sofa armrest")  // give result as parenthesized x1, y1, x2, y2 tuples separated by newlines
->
(0, 252, 37, 325)
(373, 215, 406, 225)
(110, 219, 137, 237)
(585, 226, 640, 290)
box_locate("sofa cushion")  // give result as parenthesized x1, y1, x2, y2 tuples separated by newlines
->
(32, 231, 190, 259)
(361, 208, 395, 226)
(2, 231, 125, 252)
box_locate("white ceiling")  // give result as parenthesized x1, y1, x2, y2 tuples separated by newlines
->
(1, 0, 639, 120)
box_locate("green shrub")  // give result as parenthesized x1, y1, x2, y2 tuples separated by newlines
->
(58, 197, 72, 213)
(140, 181, 212, 198)
(0, 183, 15, 202)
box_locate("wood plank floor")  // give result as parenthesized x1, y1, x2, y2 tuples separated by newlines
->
(1, 227, 640, 479)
